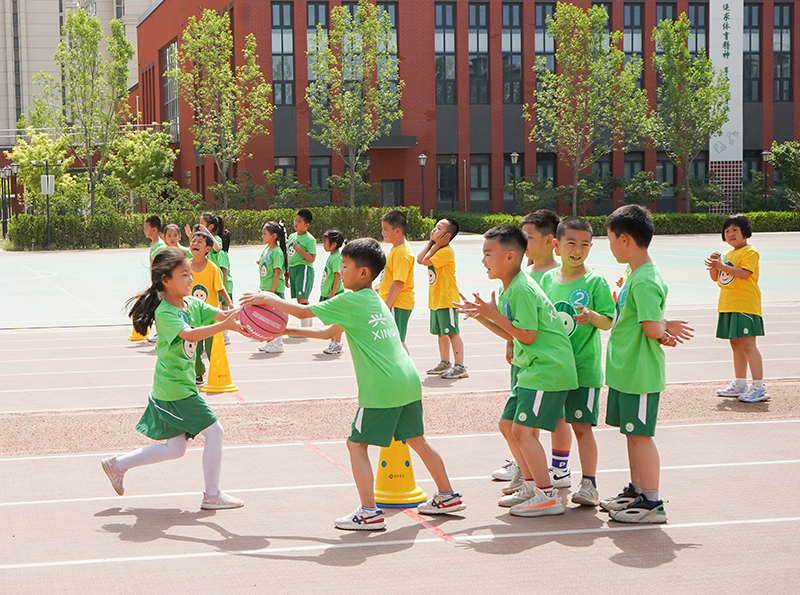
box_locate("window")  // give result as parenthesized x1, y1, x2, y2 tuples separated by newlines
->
(437, 156, 458, 209)
(272, 3, 295, 106)
(656, 4, 675, 25)
(378, 3, 399, 97)
(160, 42, 179, 143)
(471, 155, 491, 201)
(592, 159, 612, 178)
(774, 5, 791, 102)
(535, 4, 555, 73)
(116, 0, 124, 19)
(624, 4, 643, 85)
(624, 154, 643, 180)
(537, 153, 556, 183)
(502, 3, 522, 104)
(656, 156, 675, 195)
(743, 5, 760, 102)
(504, 153, 523, 201)
(742, 150, 762, 181)
(688, 4, 707, 56)
(275, 157, 297, 175)
(435, 4, 456, 104)
(307, 3, 327, 81)
(469, 4, 489, 104)
(310, 157, 331, 195)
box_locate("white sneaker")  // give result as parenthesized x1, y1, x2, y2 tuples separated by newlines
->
(200, 491, 244, 510)
(260, 341, 284, 353)
(717, 380, 746, 397)
(571, 477, 600, 506)
(334, 507, 386, 530)
(257, 339, 273, 352)
(417, 491, 466, 515)
(101, 457, 125, 496)
(550, 466, 572, 488)
(323, 341, 343, 355)
(501, 469, 524, 495)
(739, 385, 771, 403)
(146, 333, 158, 344)
(498, 481, 535, 507)
(510, 487, 566, 517)
(492, 459, 519, 481)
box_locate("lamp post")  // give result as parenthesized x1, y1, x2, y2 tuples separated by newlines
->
(450, 154, 457, 211)
(0, 167, 8, 238)
(418, 153, 427, 215)
(761, 150, 771, 211)
(32, 159, 60, 248)
(10, 162, 19, 217)
(510, 152, 519, 206)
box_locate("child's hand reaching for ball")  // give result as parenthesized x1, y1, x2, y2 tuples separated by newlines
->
(239, 291, 276, 308)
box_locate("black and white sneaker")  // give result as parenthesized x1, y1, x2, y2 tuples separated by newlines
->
(334, 507, 386, 530)
(609, 496, 667, 524)
(599, 483, 640, 512)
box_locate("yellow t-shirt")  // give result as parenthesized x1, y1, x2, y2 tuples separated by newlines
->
(717, 244, 761, 316)
(379, 243, 415, 310)
(191, 259, 224, 309)
(427, 245, 460, 310)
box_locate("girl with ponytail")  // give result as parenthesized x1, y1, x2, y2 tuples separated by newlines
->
(102, 247, 249, 510)
(256, 220, 288, 353)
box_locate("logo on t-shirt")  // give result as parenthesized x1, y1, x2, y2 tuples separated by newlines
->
(183, 338, 197, 359)
(502, 299, 513, 321)
(287, 243, 297, 259)
(260, 264, 268, 278)
(554, 301, 578, 336)
(321, 268, 328, 285)
(611, 285, 628, 332)
(719, 261, 735, 286)
(428, 266, 437, 286)
(569, 288, 591, 308)
(192, 284, 209, 302)
(368, 312, 398, 340)
(379, 269, 385, 282)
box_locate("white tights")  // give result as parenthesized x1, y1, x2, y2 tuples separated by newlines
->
(115, 421, 225, 496)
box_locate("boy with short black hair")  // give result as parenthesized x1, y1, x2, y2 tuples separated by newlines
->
(240, 238, 465, 530)
(417, 217, 467, 378)
(600, 205, 693, 523)
(287, 208, 316, 327)
(379, 210, 415, 352)
(145, 215, 167, 263)
(459, 225, 578, 518)
(537, 216, 615, 506)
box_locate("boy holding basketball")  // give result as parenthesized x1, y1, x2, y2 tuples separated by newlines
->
(379, 210, 415, 352)
(287, 209, 316, 327)
(600, 205, 693, 523)
(240, 238, 465, 530)
(416, 217, 467, 378)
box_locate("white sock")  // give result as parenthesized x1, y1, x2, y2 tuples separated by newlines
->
(735, 378, 747, 388)
(753, 379, 764, 389)
(200, 421, 224, 496)
(116, 435, 187, 471)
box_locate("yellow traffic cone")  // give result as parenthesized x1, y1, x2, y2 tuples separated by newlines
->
(374, 439, 427, 508)
(128, 325, 148, 341)
(201, 333, 239, 393)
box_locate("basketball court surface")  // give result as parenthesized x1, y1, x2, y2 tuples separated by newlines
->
(1, 232, 799, 593)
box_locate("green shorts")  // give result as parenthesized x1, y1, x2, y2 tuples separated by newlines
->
(348, 400, 425, 447)
(716, 312, 764, 339)
(510, 364, 520, 390)
(289, 265, 315, 299)
(429, 308, 460, 336)
(392, 307, 412, 342)
(501, 386, 568, 432)
(136, 393, 218, 441)
(605, 387, 660, 437)
(564, 386, 601, 425)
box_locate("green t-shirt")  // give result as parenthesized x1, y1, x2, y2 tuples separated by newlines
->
(150, 238, 167, 261)
(320, 251, 344, 298)
(605, 262, 668, 394)
(287, 232, 316, 267)
(175, 245, 193, 259)
(310, 290, 422, 408)
(497, 270, 578, 393)
(538, 267, 615, 388)
(152, 296, 218, 401)
(259, 245, 286, 293)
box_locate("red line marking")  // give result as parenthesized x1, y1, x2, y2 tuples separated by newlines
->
(302, 441, 455, 542)
(231, 392, 245, 402)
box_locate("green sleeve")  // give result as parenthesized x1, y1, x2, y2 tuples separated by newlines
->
(509, 287, 540, 332)
(632, 278, 665, 323)
(590, 274, 616, 318)
(155, 304, 189, 344)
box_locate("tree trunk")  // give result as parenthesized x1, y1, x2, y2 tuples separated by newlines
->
(572, 167, 580, 216)
(684, 176, 691, 214)
(349, 153, 356, 207)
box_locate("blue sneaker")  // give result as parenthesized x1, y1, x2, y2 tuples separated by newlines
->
(739, 385, 770, 403)
(717, 380, 746, 397)
(418, 491, 466, 514)
(334, 507, 386, 530)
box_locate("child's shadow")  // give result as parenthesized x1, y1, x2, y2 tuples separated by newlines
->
(715, 399, 771, 413)
(606, 525, 699, 568)
(95, 507, 269, 553)
(421, 376, 459, 388)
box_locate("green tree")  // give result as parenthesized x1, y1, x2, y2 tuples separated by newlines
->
(623, 171, 669, 206)
(526, 3, 649, 216)
(27, 10, 134, 215)
(769, 141, 800, 209)
(307, 0, 403, 207)
(170, 9, 273, 209)
(510, 174, 558, 214)
(651, 13, 730, 213)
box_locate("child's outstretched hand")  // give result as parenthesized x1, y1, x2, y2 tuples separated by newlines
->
(455, 292, 497, 320)
(573, 305, 591, 325)
(184, 223, 192, 237)
(704, 252, 722, 270)
(616, 277, 624, 288)
(221, 309, 250, 337)
(665, 319, 694, 343)
(239, 291, 277, 308)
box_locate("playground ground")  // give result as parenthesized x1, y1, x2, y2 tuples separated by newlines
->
(1, 232, 799, 593)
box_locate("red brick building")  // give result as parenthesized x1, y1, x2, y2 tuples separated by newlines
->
(132, 0, 800, 214)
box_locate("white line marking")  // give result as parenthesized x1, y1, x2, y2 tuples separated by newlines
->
(1, 517, 798, 570)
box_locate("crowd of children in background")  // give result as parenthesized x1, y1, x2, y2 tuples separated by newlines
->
(107, 206, 766, 529)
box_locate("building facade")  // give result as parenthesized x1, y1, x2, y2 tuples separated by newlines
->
(132, 0, 799, 214)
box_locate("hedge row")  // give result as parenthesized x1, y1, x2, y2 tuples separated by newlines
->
(434, 210, 800, 236)
(6, 208, 798, 250)
(6, 206, 435, 250)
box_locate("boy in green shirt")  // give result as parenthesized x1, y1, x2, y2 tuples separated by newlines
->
(458, 225, 577, 518)
(145, 215, 167, 263)
(600, 205, 693, 524)
(240, 238, 465, 530)
(538, 216, 615, 506)
(287, 209, 317, 327)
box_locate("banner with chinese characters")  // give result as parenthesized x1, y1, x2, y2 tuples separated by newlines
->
(709, 0, 743, 195)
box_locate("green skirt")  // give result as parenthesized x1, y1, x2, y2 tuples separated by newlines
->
(716, 312, 764, 339)
(136, 393, 218, 441)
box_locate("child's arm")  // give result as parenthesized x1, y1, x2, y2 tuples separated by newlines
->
(219, 287, 233, 309)
(240, 291, 316, 319)
(416, 234, 451, 266)
(329, 273, 341, 300)
(282, 324, 344, 341)
(505, 339, 514, 365)
(270, 269, 281, 293)
(293, 242, 316, 264)
(705, 253, 753, 280)
(640, 319, 694, 347)
(456, 292, 537, 344)
(178, 311, 247, 342)
(573, 306, 613, 330)
(384, 280, 405, 309)
(220, 267, 228, 287)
